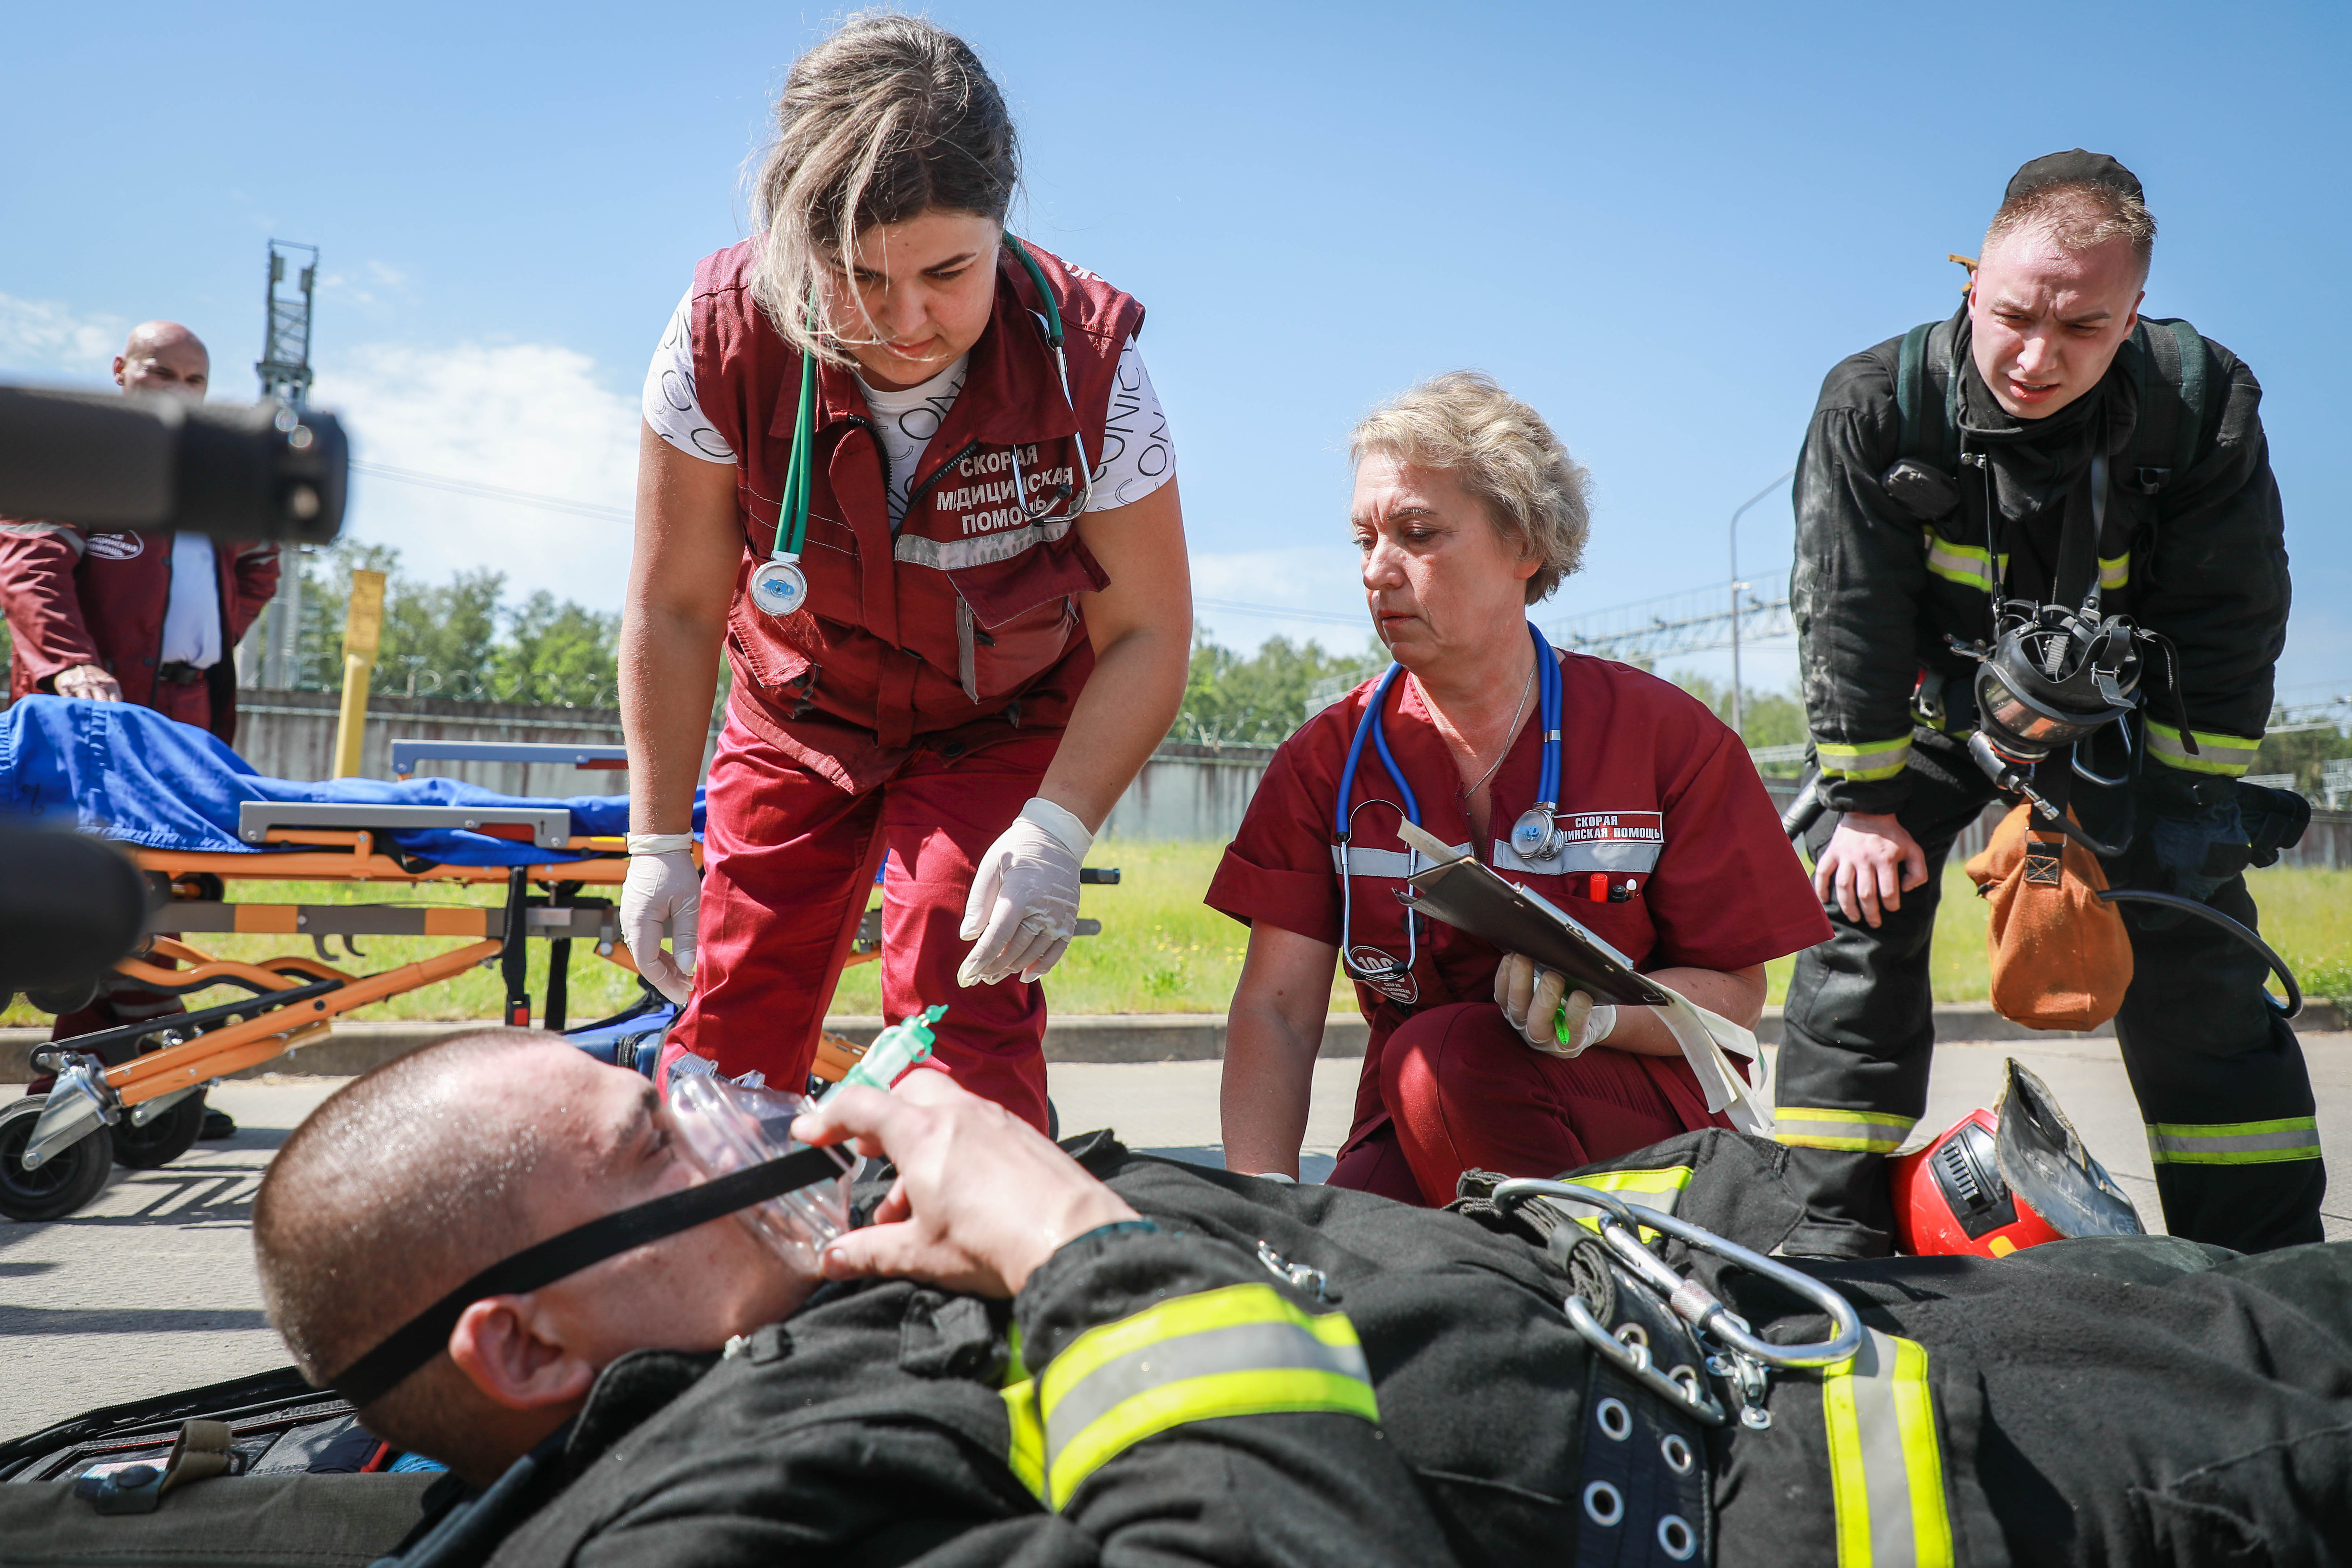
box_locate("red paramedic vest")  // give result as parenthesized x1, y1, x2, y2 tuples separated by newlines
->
(688, 240, 1146, 787)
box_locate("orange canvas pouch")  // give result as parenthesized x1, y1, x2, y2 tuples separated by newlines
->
(1962, 804, 2134, 1031)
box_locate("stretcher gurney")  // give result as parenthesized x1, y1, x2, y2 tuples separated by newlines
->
(1, 698, 1114, 1220)
(0, 699, 684, 1222)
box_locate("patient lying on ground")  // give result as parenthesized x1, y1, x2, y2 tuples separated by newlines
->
(254, 1030, 2352, 1568)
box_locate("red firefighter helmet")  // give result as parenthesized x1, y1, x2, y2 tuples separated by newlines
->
(1889, 1059, 2145, 1258)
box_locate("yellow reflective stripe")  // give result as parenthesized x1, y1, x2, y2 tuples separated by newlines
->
(1001, 1378, 1047, 1500)
(1815, 735, 1914, 783)
(1544, 1164, 1693, 1239)
(1037, 1283, 1376, 1509)
(1923, 536, 1997, 592)
(2097, 551, 2130, 590)
(1004, 1320, 1032, 1386)
(1050, 1367, 1379, 1508)
(1823, 1331, 1953, 1568)
(2146, 1117, 2321, 1166)
(1777, 1108, 1916, 1154)
(2144, 721, 2259, 777)
(1042, 1282, 1350, 1398)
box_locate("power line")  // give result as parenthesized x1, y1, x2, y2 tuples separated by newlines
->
(350, 461, 634, 523)
(1194, 597, 1369, 628)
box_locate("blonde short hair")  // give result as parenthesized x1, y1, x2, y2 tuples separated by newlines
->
(1985, 181, 2157, 283)
(1349, 371, 1591, 604)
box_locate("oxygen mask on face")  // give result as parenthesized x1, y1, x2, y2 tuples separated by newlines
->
(666, 1074, 858, 1272)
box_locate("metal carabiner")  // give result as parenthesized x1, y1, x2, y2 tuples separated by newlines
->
(1491, 1178, 1866, 1371)
(1562, 1294, 1728, 1426)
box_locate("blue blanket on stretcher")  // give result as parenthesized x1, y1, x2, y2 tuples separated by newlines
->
(0, 696, 703, 867)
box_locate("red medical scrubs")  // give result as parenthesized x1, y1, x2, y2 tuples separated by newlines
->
(1207, 650, 1830, 1205)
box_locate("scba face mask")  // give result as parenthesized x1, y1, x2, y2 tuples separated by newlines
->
(331, 1083, 857, 1409)
(667, 1073, 858, 1272)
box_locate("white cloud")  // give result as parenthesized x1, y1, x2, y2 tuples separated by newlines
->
(313, 340, 640, 611)
(1189, 547, 1378, 655)
(0, 291, 127, 382)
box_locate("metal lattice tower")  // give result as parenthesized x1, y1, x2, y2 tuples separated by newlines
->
(255, 241, 320, 688)
(256, 240, 319, 407)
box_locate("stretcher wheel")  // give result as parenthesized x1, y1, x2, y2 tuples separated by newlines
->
(0, 1096, 112, 1222)
(109, 1093, 207, 1170)
(22, 976, 99, 1016)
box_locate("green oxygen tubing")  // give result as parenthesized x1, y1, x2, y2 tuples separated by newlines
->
(747, 234, 1091, 621)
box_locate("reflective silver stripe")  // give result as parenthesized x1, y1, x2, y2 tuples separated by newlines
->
(1489, 836, 1661, 876)
(1823, 1330, 1953, 1568)
(0, 521, 85, 554)
(1774, 1108, 1915, 1154)
(1923, 538, 1995, 591)
(2146, 1118, 2322, 1165)
(891, 513, 1075, 571)
(1813, 735, 1913, 782)
(1330, 843, 1468, 878)
(2144, 722, 2260, 777)
(1041, 1319, 1371, 1473)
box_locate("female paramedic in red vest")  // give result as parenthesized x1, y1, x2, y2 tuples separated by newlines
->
(1208, 374, 1830, 1205)
(619, 16, 1190, 1129)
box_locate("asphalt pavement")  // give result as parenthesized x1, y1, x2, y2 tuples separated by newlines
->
(5, 1034, 2347, 1439)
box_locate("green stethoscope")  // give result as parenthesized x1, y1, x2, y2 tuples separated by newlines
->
(747, 234, 1096, 619)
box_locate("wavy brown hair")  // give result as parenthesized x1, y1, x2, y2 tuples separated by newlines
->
(749, 12, 1020, 362)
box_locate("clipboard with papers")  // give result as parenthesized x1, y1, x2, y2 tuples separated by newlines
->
(1391, 819, 1775, 1134)
(1394, 821, 1674, 1008)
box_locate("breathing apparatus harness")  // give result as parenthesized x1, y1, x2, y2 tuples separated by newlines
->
(1897, 373, 2304, 1015)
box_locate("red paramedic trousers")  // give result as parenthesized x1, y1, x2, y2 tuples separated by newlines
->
(669, 716, 1061, 1132)
(1331, 1002, 1726, 1207)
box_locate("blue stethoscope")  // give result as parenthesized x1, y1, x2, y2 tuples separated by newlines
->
(1335, 622, 1566, 996)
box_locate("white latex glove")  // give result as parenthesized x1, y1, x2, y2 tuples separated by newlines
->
(958, 798, 1090, 988)
(621, 833, 700, 1005)
(1493, 952, 1617, 1058)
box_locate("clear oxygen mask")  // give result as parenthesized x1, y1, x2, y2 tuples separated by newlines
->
(666, 1074, 858, 1272)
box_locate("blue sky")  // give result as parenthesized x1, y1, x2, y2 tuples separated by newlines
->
(4, 1, 2346, 703)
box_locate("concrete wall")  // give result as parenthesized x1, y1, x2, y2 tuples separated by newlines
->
(231, 688, 717, 798)
(220, 695, 2352, 863)
(1099, 742, 1275, 843)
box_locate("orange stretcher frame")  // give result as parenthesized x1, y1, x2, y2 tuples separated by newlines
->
(61, 828, 667, 1106)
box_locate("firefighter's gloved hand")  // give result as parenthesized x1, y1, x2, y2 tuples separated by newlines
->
(621, 834, 700, 1005)
(959, 798, 1090, 988)
(1494, 952, 1616, 1057)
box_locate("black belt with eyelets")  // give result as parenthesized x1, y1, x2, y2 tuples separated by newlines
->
(156, 662, 210, 685)
(1574, 1254, 1714, 1565)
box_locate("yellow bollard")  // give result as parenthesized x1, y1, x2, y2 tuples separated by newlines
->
(331, 569, 387, 778)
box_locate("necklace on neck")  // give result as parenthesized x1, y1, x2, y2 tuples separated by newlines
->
(1459, 653, 1536, 800)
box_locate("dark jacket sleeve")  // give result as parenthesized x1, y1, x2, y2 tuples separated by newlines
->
(1005, 1224, 1453, 1568)
(0, 522, 101, 681)
(549, 1231, 1451, 1568)
(227, 542, 280, 646)
(2131, 341, 2287, 776)
(1790, 343, 1930, 814)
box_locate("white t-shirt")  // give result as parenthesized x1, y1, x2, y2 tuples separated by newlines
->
(641, 289, 1174, 530)
(159, 532, 221, 668)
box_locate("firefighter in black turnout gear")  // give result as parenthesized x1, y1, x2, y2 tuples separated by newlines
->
(1778, 150, 2318, 1258)
(383, 1131, 2352, 1568)
(33, 1044, 2352, 1567)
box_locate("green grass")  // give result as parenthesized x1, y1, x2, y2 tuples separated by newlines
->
(8, 855, 2344, 1030)
(826, 840, 1356, 1017)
